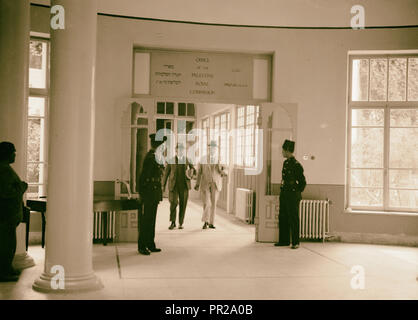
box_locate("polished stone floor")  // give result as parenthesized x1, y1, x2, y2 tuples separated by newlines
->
(1, 199, 417, 300)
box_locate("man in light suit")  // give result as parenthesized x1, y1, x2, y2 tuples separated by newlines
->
(162, 143, 195, 230)
(194, 140, 227, 229)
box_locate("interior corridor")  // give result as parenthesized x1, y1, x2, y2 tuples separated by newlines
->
(0, 199, 417, 300)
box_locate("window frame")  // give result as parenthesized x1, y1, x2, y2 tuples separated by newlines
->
(346, 53, 418, 213)
(213, 111, 231, 165)
(235, 105, 259, 169)
(27, 36, 50, 199)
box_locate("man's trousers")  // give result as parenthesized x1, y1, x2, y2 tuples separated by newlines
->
(201, 183, 220, 225)
(278, 190, 301, 246)
(0, 221, 17, 276)
(169, 185, 189, 226)
(137, 201, 159, 251)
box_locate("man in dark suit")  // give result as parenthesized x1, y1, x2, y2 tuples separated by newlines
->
(0, 142, 27, 281)
(137, 134, 167, 256)
(162, 143, 195, 230)
(275, 139, 306, 249)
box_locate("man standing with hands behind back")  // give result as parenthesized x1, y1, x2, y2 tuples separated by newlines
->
(275, 139, 306, 249)
(0, 142, 28, 282)
(137, 134, 167, 256)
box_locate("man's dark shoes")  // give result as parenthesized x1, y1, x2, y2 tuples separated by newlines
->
(168, 222, 176, 230)
(178, 225, 184, 229)
(138, 248, 151, 255)
(291, 244, 300, 249)
(148, 247, 161, 253)
(274, 242, 290, 247)
(202, 222, 208, 229)
(208, 224, 216, 229)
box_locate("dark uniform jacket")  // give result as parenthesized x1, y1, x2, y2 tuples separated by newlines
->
(281, 156, 306, 196)
(0, 163, 26, 225)
(138, 149, 164, 203)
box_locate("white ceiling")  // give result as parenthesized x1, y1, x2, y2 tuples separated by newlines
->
(31, 0, 418, 28)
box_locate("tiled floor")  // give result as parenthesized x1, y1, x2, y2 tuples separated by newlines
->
(1, 199, 417, 300)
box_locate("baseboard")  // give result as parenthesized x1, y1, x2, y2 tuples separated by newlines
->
(330, 232, 418, 247)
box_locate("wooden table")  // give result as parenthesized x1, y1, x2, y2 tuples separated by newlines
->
(26, 196, 140, 247)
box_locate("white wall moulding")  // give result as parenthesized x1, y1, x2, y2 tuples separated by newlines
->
(31, 0, 418, 28)
(253, 58, 270, 100)
(133, 52, 150, 94)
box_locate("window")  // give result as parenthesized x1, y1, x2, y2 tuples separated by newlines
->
(347, 54, 418, 212)
(178, 102, 195, 117)
(214, 112, 231, 165)
(235, 105, 259, 168)
(200, 118, 209, 158)
(27, 38, 50, 199)
(156, 101, 174, 115)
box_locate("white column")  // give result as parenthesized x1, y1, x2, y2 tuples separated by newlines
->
(0, 0, 35, 270)
(33, 0, 102, 292)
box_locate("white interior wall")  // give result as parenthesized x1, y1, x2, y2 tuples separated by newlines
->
(31, 0, 418, 28)
(94, 15, 418, 184)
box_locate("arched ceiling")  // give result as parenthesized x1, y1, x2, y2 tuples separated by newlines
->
(32, 0, 418, 28)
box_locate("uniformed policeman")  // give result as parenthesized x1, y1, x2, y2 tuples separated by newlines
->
(275, 139, 306, 249)
(137, 133, 167, 255)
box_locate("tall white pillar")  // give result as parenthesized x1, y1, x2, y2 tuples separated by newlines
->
(0, 0, 35, 270)
(33, 0, 102, 292)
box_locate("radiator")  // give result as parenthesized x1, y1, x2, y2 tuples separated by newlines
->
(93, 211, 116, 243)
(299, 200, 330, 242)
(235, 188, 254, 224)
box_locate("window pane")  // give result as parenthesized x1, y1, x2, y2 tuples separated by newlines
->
(237, 115, 244, 127)
(29, 40, 47, 89)
(390, 109, 418, 127)
(27, 163, 46, 184)
(214, 116, 220, 129)
(370, 59, 387, 101)
(388, 58, 407, 101)
(27, 119, 41, 162)
(389, 169, 417, 189)
(178, 103, 186, 116)
(187, 103, 195, 117)
(350, 169, 383, 188)
(186, 121, 194, 133)
(27, 185, 39, 198)
(389, 190, 418, 209)
(352, 59, 369, 101)
(238, 106, 245, 117)
(137, 118, 148, 125)
(247, 105, 254, 114)
(156, 102, 165, 114)
(28, 96, 45, 117)
(350, 187, 383, 207)
(407, 58, 418, 101)
(351, 128, 384, 168)
(166, 102, 174, 114)
(389, 128, 418, 168)
(352, 109, 384, 126)
(177, 120, 186, 133)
